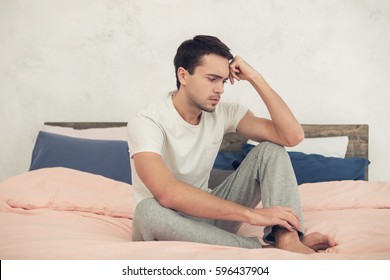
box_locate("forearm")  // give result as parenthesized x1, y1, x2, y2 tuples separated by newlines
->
(161, 179, 252, 222)
(249, 74, 304, 146)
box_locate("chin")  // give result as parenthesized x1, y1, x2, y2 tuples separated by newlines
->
(203, 106, 216, 113)
(196, 104, 213, 112)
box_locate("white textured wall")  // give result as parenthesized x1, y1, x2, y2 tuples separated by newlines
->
(1, 0, 389, 181)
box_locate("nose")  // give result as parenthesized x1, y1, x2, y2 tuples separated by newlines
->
(214, 81, 224, 94)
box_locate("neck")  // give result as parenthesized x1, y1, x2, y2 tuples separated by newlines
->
(171, 89, 202, 125)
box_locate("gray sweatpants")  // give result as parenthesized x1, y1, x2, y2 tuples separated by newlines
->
(132, 141, 303, 249)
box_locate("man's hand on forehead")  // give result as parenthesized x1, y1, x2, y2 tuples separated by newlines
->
(229, 56, 260, 85)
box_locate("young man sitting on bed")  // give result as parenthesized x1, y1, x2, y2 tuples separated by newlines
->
(127, 35, 336, 253)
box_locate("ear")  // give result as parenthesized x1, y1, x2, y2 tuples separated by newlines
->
(177, 67, 188, 87)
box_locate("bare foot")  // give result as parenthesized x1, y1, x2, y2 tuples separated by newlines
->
(274, 228, 315, 254)
(302, 232, 337, 251)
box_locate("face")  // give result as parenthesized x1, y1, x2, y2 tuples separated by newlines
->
(182, 54, 230, 113)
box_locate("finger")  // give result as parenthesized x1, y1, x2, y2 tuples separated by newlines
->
(230, 63, 240, 73)
(229, 73, 235, 85)
(229, 66, 241, 81)
(280, 207, 301, 222)
(288, 218, 302, 232)
(231, 73, 240, 82)
(281, 212, 302, 231)
(278, 220, 295, 232)
(229, 72, 239, 84)
(271, 209, 299, 232)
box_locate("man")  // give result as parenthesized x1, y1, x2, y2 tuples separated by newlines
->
(128, 35, 335, 253)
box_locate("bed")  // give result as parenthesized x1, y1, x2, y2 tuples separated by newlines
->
(1, 122, 390, 260)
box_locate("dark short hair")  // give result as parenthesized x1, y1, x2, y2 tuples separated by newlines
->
(173, 35, 233, 89)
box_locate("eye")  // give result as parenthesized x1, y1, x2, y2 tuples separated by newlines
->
(208, 77, 216, 82)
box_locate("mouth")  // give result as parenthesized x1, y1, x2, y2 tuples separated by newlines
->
(209, 97, 220, 105)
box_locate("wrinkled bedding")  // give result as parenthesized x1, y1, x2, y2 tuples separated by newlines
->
(1, 167, 389, 260)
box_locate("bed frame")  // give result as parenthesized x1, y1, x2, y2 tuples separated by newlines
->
(45, 122, 369, 158)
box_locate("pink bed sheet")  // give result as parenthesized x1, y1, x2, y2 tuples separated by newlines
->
(1, 167, 389, 260)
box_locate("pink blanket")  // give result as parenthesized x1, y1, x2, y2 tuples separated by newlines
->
(1, 167, 389, 259)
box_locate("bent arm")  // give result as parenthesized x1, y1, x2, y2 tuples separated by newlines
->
(230, 56, 304, 147)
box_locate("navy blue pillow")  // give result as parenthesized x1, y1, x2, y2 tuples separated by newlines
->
(30, 131, 131, 184)
(213, 151, 243, 170)
(242, 143, 369, 185)
(242, 143, 255, 158)
(288, 152, 369, 185)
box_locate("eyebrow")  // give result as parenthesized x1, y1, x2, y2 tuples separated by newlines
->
(206, 74, 229, 81)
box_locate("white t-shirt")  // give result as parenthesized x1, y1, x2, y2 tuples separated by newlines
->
(127, 92, 248, 208)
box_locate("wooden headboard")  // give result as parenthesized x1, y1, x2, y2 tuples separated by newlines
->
(44, 122, 369, 160)
(221, 124, 369, 159)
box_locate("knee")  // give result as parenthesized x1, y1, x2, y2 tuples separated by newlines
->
(245, 142, 291, 167)
(252, 141, 286, 157)
(133, 198, 160, 225)
(132, 198, 162, 241)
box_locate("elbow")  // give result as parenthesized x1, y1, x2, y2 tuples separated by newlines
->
(153, 180, 188, 210)
(155, 190, 176, 209)
(284, 127, 305, 147)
